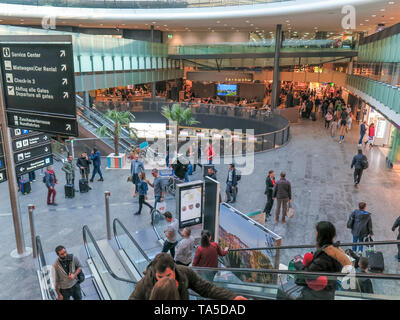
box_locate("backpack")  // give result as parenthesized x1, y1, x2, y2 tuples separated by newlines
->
(361, 156, 369, 169)
(42, 175, 46, 183)
(235, 169, 241, 182)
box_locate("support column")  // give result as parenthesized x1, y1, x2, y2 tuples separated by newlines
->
(271, 24, 282, 110)
(150, 25, 156, 100)
(83, 91, 90, 108)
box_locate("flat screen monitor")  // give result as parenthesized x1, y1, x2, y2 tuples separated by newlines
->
(217, 84, 237, 96)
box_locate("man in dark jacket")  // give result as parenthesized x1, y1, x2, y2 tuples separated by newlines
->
(351, 149, 368, 187)
(347, 202, 373, 252)
(76, 152, 91, 189)
(225, 163, 238, 203)
(90, 148, 104, 182)
(272, 171, 291, 223)
(358, 121, 367, 145)
(263, 170, 275, 218)
(392, 216, 400, 261)
(129, 253, 246, 300)
(356, 257, 374, 294)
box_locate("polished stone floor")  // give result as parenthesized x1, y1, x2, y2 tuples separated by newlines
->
(1, 115, 399, 299)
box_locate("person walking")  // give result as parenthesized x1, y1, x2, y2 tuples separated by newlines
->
(351, 149, 368, 187)
(293, 221, 352, 300)
(347, 202, 373, 253)
(161, 211, 179, 258)
(358, 121, 367, 145)
(192, 230, 228, 282)
(263, 170, 275, 218)
(130, 154, 145, 197)
(45, 165, 57, 206)
(365, 122, 375, 148)
(338, 119, 347, 144)
(346, 113, 353, 132)
(53, 245, 83, 300)
(62, 155, 76, 189)
(225, 163, 238, 203)
(129, 253, 246, 300)
(206, 143, 216, 165)
(330, 116, 338, 141)
(147, 168, 165, 211)
(90, 148, 104, 182)
(391, 216, 400, 261)
(175, 227, 195, 266)
(272, 172, 291, 223)
(324, 111, 333, 129)
(76, 152, 92, 189)
(134, 171, 151, 216)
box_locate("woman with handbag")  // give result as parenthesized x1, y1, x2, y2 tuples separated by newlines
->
(293, 221, 352, 300)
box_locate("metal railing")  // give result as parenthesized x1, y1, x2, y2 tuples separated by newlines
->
(2, 0, 290, 9)
(93, 99, 291, 153)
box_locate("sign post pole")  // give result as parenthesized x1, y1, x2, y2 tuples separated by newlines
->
(0, 68, 28, 257)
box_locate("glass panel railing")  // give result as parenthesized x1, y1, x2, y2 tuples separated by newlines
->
(113, 218, 151, 277)
(191, 266, 400, 300)
(82, 225, 136, 300)
(35, 236, 57, 300)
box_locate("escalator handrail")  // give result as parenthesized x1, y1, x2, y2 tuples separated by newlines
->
(35, 235, 47, 272)
(112, 218, 151, 263)
(190, 266, 400, 280)
(228, 239, 400, 252)
(82, 225, 137, 284)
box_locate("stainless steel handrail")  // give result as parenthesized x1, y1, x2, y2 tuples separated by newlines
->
(112, 218, 151, 264)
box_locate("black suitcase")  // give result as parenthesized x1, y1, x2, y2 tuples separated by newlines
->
(366, 250, 384, 273)
(20, 179, 31, 195)
(79, 179, 89, 193)
(65, 184, 75, 198)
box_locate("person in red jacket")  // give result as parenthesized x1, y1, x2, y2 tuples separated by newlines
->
(206, 143, 216, 165)
(192, 230, 228, 282)
(365, 122, 375, 148)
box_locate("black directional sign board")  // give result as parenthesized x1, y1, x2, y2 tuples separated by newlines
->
(0, 130, 6, 183)
(12, 132, 51, 151)
(13, 143, 52, 165)
(15, 154, 53, 176)
(0, 36, 78, 136)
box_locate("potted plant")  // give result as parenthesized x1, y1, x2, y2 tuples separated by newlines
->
(97, 109, 136, 168)
(161, 103, 199, 158)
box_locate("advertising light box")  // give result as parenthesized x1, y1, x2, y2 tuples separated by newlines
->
(129, 122, 166, 139)
(176, 180, 204, 228)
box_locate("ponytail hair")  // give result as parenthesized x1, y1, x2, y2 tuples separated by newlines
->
(200, 230, 211, 247)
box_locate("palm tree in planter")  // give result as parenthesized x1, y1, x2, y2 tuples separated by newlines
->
(161, 103, 199, 159)
(97, 109, 137, 169)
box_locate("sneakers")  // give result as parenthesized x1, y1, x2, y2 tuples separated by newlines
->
(89, 179, 94, 183)
(134, 212, 141, 215)
(98, 178, 104, 182)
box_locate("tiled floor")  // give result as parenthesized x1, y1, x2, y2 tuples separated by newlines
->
(1, 114, 399, 299)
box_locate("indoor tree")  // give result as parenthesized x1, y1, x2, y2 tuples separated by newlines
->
(97, 109, 136, 156)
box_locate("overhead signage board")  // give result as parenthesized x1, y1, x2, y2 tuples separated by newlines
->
(15, 154, 53, 176)
(0, 36, 78, 136)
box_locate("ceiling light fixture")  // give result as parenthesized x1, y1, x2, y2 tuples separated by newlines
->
(246, 20, 250, 23)
(217, 21, 220, 23)
(380, 8, 385, 11)
(389, 1, 394, 4)
(372, 14, 376, 17)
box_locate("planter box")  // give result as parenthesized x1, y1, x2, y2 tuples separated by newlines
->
(107, 153, 126, 169)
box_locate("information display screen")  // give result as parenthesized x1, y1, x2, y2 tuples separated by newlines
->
(217, 84, 237, 96)
(177, 181, 204, 228)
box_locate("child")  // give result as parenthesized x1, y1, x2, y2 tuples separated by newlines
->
(134, 171, 149, 215)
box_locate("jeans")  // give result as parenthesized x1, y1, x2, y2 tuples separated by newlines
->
(47, 186, 56, 204)
(154, 195, 161, 211)
(354, 168, 364, 184)
(162, 240, 178, 258)
(275, 198, 289, 221)
(132, 173, 139, 193)
(358, 133, 365, 145)
(137, 195, 152, 214)
(59, 283, 82, 300)
(90, 165, 103, 181)
(225, 182, 236, 202)
(352, 235, 365, 252)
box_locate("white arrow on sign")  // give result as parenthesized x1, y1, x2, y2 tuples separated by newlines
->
(66, 124, 71, 131)
(60, 50, 66, 57)
(19, 167, 25, 172)
(44, 147, 49, 152)
(61, 64, 67, 71)
(63, 92, 69, 99)
(43, 136, 48, 140)
(62, 78, 68, 85)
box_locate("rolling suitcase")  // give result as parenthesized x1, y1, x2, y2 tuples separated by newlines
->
(20, 179, 31, 195)
(65, 184, 75, 198)
(79, 179, 89, 193)
(365, 236, 384, 273)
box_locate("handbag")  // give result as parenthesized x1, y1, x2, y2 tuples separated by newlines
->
(287, 202, 295, 218)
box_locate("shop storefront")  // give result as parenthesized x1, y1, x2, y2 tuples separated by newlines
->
(364, 104, 393, 147)
(387, 126, 400, 170)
